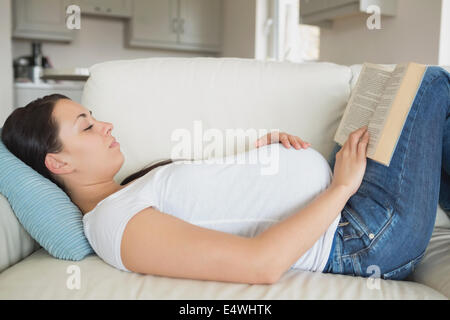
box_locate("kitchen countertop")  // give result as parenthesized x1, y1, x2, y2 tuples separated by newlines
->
(14, 81, 85, 90)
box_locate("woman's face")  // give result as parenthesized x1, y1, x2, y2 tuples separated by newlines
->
(46, 99, 124, 183)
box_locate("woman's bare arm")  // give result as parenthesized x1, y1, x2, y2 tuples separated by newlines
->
(121, 186, 349, 285)
(121, 185, 350, 285)
(121, 207, 274, 284)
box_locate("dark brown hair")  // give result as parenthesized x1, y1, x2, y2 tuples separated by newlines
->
(1, 94, 174, 195)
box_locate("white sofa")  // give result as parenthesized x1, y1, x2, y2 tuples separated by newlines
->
(1, 57, 449, 299)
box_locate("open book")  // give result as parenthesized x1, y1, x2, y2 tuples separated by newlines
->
(334, 62, 427, 166)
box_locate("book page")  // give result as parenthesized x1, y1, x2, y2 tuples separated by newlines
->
(334, 63, 394, 146)
(367, 63, 408, 156)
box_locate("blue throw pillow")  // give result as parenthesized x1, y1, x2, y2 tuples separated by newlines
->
(0, 127, 94, 260)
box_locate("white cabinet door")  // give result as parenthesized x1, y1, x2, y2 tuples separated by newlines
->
(12, 0, 74, 42)
(78, 0, 132, 18)
(178, 0, 222, 51)
(127, 0, 178, 48)
(326, 0, 358, 10)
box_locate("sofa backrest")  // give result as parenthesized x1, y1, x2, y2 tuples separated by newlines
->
(81, 57, 353, 184)
(349, 64, 450, 91)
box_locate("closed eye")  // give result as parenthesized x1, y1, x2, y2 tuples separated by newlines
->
(84, 124, 94, 131)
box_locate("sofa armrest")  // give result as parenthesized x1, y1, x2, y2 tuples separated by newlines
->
(408, 226, 450, 298)
(0, 193, 40, 273)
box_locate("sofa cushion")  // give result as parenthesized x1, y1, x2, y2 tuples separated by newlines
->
(81, 57, 354, 184)
(0, 248, 446, 299)
(0, 128, 94, 264)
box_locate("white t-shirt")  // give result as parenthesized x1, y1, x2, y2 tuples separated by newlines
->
(83, 143, 340, 274)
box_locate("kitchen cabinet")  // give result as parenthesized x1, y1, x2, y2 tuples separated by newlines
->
(127, 0, 178, 48)
(12, 0, 74, 42)
(127, 0, 222, 53)
(300, 0, 397, 28)
(75, 0, 132, 18)
(178, 0, 222, 50)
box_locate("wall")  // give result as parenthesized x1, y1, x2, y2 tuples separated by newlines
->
(319, 0, 443, 66)
(221, 0, 257, 58)
(0, 0, 13, 126)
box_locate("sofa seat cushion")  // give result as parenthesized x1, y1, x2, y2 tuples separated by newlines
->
(0, 248, 445, 299)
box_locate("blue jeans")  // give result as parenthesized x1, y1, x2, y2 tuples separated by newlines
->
(322, 66, 450, 280)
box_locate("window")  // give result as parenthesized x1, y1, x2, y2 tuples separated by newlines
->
(264, 0, 320, 62)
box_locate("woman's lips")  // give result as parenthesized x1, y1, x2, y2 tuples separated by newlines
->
(109, 140, 119, 148)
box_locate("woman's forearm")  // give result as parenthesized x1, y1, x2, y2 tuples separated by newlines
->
(254, 185, 351, 281)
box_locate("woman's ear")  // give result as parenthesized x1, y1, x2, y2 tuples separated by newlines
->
(45, 153, 74, 175)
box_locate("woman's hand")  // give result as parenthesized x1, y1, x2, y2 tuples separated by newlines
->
(330, 125, 370, 198)
(255, 131, 311, 150)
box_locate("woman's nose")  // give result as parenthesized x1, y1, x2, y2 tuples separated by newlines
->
(104, 122, 113, 135)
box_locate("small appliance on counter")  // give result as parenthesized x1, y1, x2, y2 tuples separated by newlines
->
(13, 42, 52, 83)
(13, 42, 90, 83)
(13, 42, 89, 108)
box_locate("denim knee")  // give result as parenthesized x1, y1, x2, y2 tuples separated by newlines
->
(426, 66, 450, 83)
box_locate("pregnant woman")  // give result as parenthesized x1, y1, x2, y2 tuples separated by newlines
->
(1, 66, 449, 284)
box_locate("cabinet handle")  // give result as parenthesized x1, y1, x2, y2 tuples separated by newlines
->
(172, 18, 178, 33)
